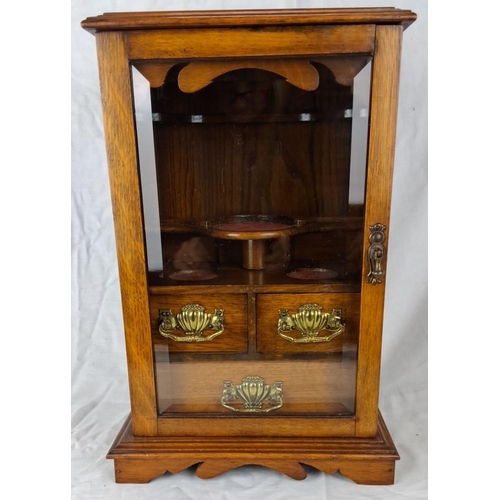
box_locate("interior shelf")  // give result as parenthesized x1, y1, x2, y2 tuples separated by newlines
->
(160, 215, 364, 239)
(148, 264, 362, 293)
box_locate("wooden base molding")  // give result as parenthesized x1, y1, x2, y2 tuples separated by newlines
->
(107, 411, 399, 484)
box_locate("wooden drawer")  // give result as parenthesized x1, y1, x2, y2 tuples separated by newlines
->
(155, 357, 356, 416)
(149, 294, 247, 353)
(256, 293, 360, 354)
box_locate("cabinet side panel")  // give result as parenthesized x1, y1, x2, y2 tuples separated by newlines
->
(95, 31, 158, 436)
(355, 25, 403, 437)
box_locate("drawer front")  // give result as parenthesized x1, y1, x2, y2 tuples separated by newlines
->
(149, 294, 247, 353)
(155, 358, 355, 416)
(256, 293, 360, 354)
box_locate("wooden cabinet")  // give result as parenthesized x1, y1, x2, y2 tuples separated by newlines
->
(82, 7, 417, 485)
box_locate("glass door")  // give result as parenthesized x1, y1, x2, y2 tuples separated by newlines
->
(131, 55, 372, 423)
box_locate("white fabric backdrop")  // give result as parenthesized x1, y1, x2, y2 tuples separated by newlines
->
(71, 1, 428, 498)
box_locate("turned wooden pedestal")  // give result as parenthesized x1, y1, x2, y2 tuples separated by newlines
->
(107, 411, 399, 484)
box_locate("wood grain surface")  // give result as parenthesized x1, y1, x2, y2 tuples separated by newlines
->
(95, 31, 158, 436)
(82, 8, 416, 32)
(127, 25, 375, 60)
(355, 24, 403, 437)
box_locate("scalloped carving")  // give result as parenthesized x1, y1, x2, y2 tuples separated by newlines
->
(133, 62, 177, 87)
(196, 460, 307, 480)
(133, 57, 370, 91)
(112, 458, 395, 483)
(313, 56, 371, 86)
(113, 458, 200, 483)
(177, 59, 320, 93)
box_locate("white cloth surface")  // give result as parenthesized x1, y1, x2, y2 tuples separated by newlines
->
(71, 1, 428, 498)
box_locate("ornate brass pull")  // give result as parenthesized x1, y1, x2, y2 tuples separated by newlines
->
(221, 376, 283, 413)
(367, 223, 387, 285)
(158, 304, 224, 342)
(278, 303, 344, 343)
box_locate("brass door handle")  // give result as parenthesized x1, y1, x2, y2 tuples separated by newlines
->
(278, 303, 344, 343)
(367, 223, 387, 285)
(221, 376, 283, 412)
(158, 304, 224, 342)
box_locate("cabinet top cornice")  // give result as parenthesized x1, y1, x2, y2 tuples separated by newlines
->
(81, 7, 417, 34)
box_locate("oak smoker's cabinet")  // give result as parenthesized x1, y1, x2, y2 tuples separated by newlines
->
(82, 8, 416, 485)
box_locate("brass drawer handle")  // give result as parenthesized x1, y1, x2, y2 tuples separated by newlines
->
(158, 304, 224, 342)
(221, 376, 283, 413)
(278, 303, 344, 343)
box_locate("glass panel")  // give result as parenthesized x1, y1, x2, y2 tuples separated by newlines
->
(349, 61, 371, 205)
(154, 350, 355, 416)
(131, 67, 163, 271)
(133, 57, 371, 285)
(132, 56, 371, 420)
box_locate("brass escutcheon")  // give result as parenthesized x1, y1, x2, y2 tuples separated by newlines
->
(158, 304, 224, 342)
(221, 376, 283, 413)
(277, 303, 344, 343)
